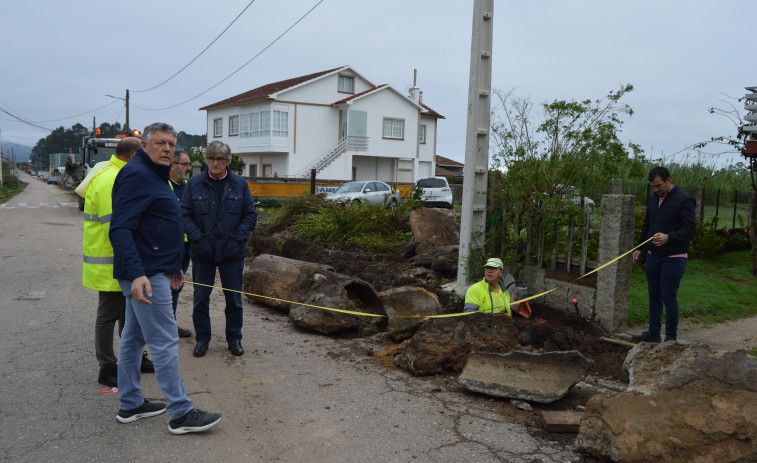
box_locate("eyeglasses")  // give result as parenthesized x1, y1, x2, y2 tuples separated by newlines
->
(206, 157, 228, 164)
(173, 162, 191, 167)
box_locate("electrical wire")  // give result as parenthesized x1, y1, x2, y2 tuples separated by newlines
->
(132, 0, 258, 93)
(0, 107, 54, 131)
(134, 0, 325, 111)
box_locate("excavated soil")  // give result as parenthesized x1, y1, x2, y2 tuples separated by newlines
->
(250, 225, 631, 383)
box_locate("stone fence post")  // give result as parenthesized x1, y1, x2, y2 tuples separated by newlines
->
(594, 194, 636, 332)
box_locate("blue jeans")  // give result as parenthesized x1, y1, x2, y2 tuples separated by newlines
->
(192, 258, 244, 345)
(118, 274, 193, 420)
(645, 253, 687, 340)
(171, 242, 192, 318)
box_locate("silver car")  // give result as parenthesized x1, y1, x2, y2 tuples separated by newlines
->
(325, 181, 400, 208)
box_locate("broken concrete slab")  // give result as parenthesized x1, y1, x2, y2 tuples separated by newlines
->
(575, 378, 757, 462)
(458, 350, 593, 403)
(623, 341, 757, 394)
(379, 286, 442, 342)
(575, 343, 757, 462)
(394, 313, 518, 376)
(243, 254, 334, 313)
(289, 273, 386, 337)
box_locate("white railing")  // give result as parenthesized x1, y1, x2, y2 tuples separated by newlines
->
(297, 136, 368, 177)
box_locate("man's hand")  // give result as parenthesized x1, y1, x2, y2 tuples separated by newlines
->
(632, 250, 641, 264)
(131, 276, 152, 304)
(652, 232, 669, 246)
(170, 270, 184, 291)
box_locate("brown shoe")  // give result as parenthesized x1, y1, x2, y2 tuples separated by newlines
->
(177, 326, 193, 338)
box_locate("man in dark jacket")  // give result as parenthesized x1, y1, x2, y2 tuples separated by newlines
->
(110, 122, 221, 434)
(631, 166, 696, 343)
(181, 141, 257, 358)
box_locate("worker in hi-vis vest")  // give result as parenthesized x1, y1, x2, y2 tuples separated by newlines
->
(82, 137, 153, 387)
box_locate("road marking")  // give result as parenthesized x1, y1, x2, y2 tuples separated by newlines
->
(0, 202, 78, 209)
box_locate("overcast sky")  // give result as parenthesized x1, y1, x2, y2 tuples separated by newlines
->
(1, 0, 754, 168)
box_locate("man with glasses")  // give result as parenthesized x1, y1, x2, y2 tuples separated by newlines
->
(181, 141, 257, 358)
(463, 258, 512, 315)
(169, 150, 193, 338)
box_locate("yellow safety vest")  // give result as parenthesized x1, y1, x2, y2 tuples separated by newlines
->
(168, 179, 189, 242)
(464, 278, 511, 315)
(82, 155, 126, 291)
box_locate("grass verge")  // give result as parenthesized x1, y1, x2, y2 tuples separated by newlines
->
(628, 250, 757, 326)
(0, 178, 27, 204)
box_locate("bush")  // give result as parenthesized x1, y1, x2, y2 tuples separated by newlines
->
(259, 198, 281, 209)
(267, 194, 413, 253)
(689, 218, 726, 259)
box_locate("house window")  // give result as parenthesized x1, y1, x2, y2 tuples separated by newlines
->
(338, 74, 354, 93)
(383, 118, 404, 140)
(229, 116, 239, 136)
(213, 118, 223, 138)
(419, 124, 427, 144)
(240, 110, 271, 138)
(249, 164, 257, 177)
(273, 110, 288, 137)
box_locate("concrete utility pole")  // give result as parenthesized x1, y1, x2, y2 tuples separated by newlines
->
(457, 0, 494, 286)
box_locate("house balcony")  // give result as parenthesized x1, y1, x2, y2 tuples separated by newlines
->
(238, 133, 290, 152)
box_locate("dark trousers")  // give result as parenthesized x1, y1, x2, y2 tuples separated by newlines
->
(191, 258, 244, 344)
(95, 291, 125, 368)
(645, 253, 687, 340)
(171, 242, 192, 318)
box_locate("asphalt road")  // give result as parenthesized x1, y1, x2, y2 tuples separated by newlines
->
(0, 176, 582, 463)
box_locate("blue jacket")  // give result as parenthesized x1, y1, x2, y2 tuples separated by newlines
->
(110, 148, 184, 281)
(638, 185, 696, 257)
(181, 169, 257, 263)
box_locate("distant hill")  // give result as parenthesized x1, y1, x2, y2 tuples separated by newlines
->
(0, 141, 32, 162)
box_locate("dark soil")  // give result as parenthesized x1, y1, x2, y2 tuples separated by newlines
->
(250, 224, 631, 383)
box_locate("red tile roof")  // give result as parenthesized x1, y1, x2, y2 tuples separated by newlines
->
(199, 67, 344, 110)
(331, 85, 387, 105)
(420, 102, 445, 119)
(435, 165, 462, 177)
(436, 155, 463, 166)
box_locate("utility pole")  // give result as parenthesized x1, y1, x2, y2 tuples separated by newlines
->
(457, 0, 494, 286)
(125, 89, 130, 133)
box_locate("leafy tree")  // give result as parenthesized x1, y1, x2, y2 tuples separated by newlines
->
(177, 131, 206, 151)
(692, 96, 757, 276)
(32, 123, 90, 155)
(490, 84, 642, 216)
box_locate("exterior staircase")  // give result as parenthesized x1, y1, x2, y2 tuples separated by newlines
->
(298, 135, 368, 177)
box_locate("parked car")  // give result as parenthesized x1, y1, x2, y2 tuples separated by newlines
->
(37, 171, 49, 180)
(325, 181, 400, 208)
(47, 176, 59, 185)
(415, 176, 453, 209)
(559, 185, 594, 208)
(27, 170, 35, 176)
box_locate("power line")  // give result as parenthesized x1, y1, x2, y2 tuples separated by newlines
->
(133, 0, 258, 94)
(0, 107, 54, 131)
(134, 0, 325, 111)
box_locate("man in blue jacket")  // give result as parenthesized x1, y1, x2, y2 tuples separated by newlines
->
(631, 166, 696, 343)
(110, 122, 221, 434)
(181, 141, 257, 358)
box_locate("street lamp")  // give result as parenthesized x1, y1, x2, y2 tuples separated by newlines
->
(105, 89, 130, 132)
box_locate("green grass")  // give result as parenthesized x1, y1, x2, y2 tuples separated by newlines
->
(0, 178, 27, 204)
(628, 250, 757, 326)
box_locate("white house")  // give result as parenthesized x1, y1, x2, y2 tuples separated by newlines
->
(199, 66, 444, 182)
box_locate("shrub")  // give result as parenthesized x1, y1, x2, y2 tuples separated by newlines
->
(689, 218, 726, 259)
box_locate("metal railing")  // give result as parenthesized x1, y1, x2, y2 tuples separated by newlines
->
(297, 136, 368, 177)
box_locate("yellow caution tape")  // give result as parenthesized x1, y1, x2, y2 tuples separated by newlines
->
(184, 237, 653, 319)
